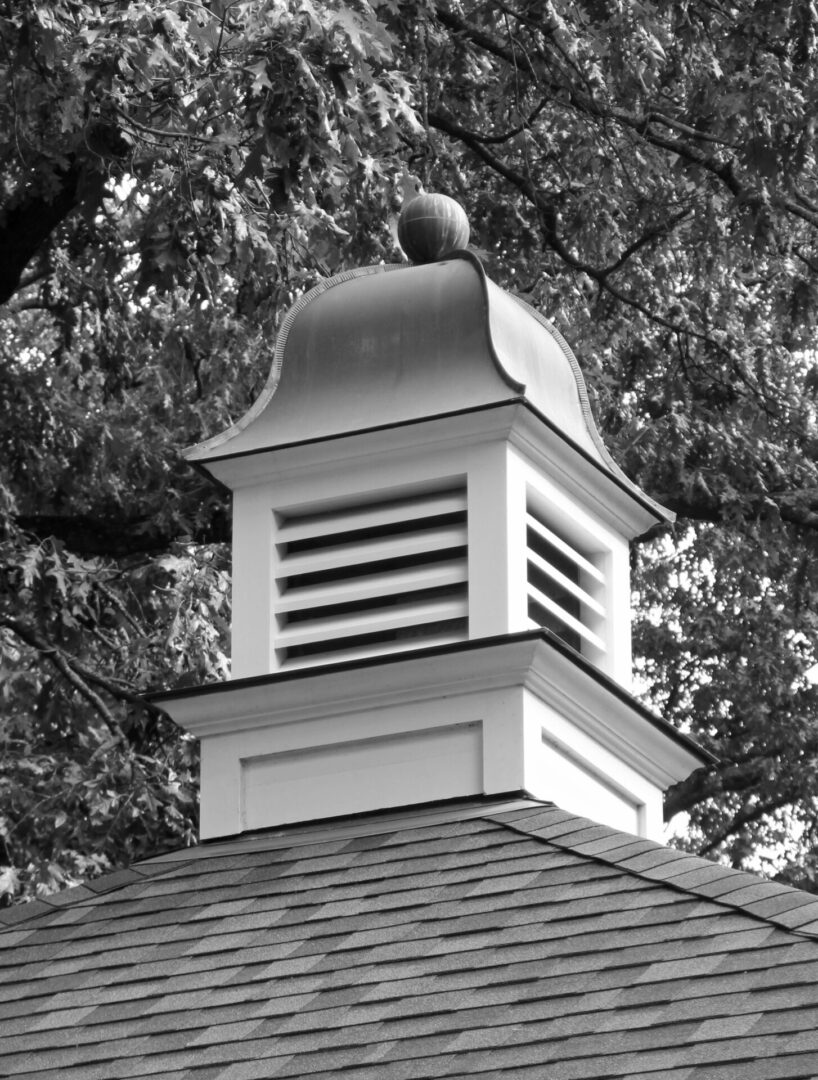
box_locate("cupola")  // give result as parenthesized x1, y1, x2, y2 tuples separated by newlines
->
(155, 195, 708, 842)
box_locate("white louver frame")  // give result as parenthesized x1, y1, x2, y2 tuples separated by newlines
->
(525, 492, 607, 663)
(274, 485, 469, 668)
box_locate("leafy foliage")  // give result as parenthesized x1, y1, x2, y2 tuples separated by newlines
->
(3, 0, 818, 896)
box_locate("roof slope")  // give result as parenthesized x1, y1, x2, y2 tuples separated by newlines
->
(3, 798, 818, 1080)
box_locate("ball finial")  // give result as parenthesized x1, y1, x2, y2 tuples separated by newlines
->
(398, 193, 470, 264)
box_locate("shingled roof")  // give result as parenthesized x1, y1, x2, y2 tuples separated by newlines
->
(3, 796, 818, 1080)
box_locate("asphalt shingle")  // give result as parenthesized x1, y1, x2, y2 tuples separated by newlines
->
(3, 797, 818, 1079)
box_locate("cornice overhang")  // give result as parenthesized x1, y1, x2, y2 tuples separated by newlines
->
(151, 630, 710, 789)
(188, 400, 671, 538)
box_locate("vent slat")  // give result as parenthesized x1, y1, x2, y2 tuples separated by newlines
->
(526, 513, 604, 582)
(276, 482, 469, 667)
(280, 524, 467, 578)
(528, 584, 606, 651)
(277, 596, 468, 648)
(276, 559, 468, 615)
(527, 550, 605, 617)
(281, 626, 466, 670)
(278, 489, 467, 543)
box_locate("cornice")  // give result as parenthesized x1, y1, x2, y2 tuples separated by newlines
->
(152, 631, 710, 779)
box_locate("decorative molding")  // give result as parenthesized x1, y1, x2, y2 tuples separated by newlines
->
(156, 634, 707, 840)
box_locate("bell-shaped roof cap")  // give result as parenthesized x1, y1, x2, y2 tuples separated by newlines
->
(187, 249, 669, 524)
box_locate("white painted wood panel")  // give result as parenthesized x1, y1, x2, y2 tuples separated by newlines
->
(241, 722, 483, 828)
(527, 583, 607, 652)
(275, 558, 467, 614)
(527, 547, 606, 616)
(276, 596, 468, 648)
(277, 489, 467, 542)
(281, 626, 466, 669)
(526, 513, 605, 582)
(279, 523, 467, 578)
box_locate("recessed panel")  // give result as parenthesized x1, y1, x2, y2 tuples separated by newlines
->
(535, 733, 644, 836)
(241, 722, 483, 829)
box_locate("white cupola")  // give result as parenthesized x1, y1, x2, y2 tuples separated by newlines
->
(155, 195, 708, 842)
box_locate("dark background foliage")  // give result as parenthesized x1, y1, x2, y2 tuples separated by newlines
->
(3, 0, 818, 898)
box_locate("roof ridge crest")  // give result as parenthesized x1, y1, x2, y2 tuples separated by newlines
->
(485, 808, 818, 941)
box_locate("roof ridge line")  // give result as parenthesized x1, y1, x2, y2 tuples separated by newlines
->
(484, 811, 818, 942)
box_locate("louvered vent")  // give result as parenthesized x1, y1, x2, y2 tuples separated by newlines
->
(526, 498, 606, 659)
(275, 485, 468, 668)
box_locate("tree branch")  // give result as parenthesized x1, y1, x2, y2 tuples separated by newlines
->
(664, 766, 720, 822)
(15, 509, 230, 557)
(605, 207, 691, 275)
(432, 5, 818, 232)
(1, 616, 117, 725)
(0, 616, 159, 720)
(697, 796, 791, 859)
(648, 111, 737, 148)
(429, 107, 716, 341)
(112, 105, 218, 145)
(458, 97, 549, 145)
(0, 165, 82, 306)
(660, 493, 818, 533)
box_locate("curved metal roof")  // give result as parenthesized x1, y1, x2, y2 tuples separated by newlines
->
(187, 253, 667, 520)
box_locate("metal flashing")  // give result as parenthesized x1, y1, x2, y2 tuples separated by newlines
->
(141, 794, 543, 861)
